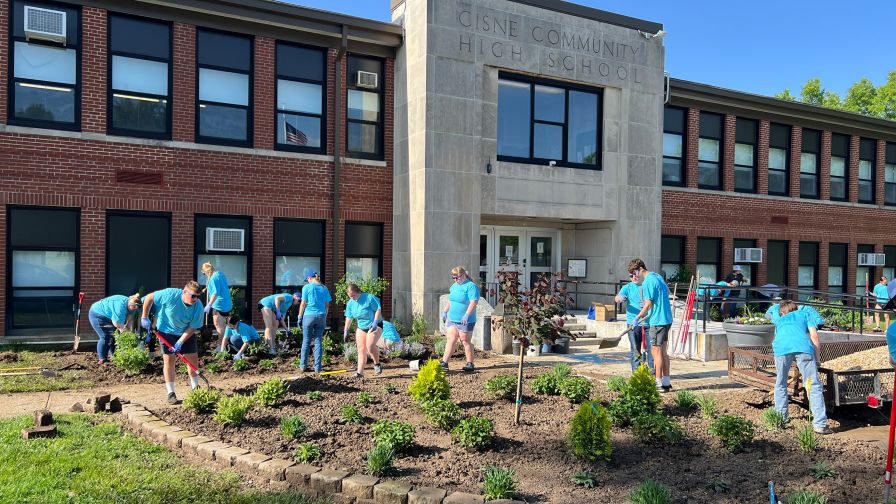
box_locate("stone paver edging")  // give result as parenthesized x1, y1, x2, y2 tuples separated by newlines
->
(117, 401, 522, 504)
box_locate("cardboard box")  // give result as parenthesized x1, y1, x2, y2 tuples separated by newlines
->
(592, 302, 616, 321)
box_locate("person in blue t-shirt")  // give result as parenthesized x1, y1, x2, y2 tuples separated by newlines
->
(615, 274, 655, 375)
(201, 262, 233, 343)
(886, 321, 896, 367)
(222, 315, 261, 360)
(631, 258, 674, 392)
(297, 268, 332, 373)
(88, 294, 141, 364)
(869, 276, 891, 331)
(343, 283, 384, 378)
(771, 300, 831, 434)
(140, 281, 205, 405)
(766, 301, 825, 329)
(440, 266, 480, 372)
(257, 292, 300, 354)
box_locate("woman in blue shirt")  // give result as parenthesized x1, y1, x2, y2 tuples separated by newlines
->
(223, 315, 261, 360)
(201, 262, 233, 343)
(343, 283, 383, 378)
(257, 292, 300, 354)
(297, 268, 331, 373)
(440, 266, 480, 372)
(88, 293, 141, 364)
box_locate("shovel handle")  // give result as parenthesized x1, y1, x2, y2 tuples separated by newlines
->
(155, 331, 200, 374)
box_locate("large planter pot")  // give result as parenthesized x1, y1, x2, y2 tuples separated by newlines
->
(525, 344, 542, 357)
(552, 336, 571, 354)
(723, 322, 776, 347)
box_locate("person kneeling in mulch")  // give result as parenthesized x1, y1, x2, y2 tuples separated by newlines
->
(772, 300, 832, 435)
(221, 315, 261, 361)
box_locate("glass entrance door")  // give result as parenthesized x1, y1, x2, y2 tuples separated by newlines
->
(527, 233, 554, 287)
(480, 227, 560, 292)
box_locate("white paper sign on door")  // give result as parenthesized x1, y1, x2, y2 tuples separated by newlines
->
(505, 246, 513, 258)
(537, 242, 544, 254)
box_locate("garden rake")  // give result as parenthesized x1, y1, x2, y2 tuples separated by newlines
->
(155, 331, 213, 390)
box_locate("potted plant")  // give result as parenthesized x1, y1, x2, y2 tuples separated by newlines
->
(722, 305, 775, 346)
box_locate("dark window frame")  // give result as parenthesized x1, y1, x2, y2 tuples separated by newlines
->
(8, 0, 82, 131)
(105, 210, 171, 296)
(106, 12, 173, 140)
(195, 27, 254, 148)
(274, 41, 326, 154)
(194, 214, 253, 322)
(830, 133, 850, 202)
(857, 243, 876, 297)
(799, 128, 820, 199)
(697, 111, 723, 190)
(767, 239, 789, 287)
(733, 117, 757, 193)
(660, 234, 685, 279)
(885, 142, 896, 206)
(346, 54, 385, 161)
(497, 71, 603, 170)
(344, 221, 384, 281)
(696, 236, 722, 282)
(768, 123, 791, 196)
(662, 106, 686, 187)
(858, 138, 876, 204)
(828, 242, 847, 296)
(798, 241, 819, 295)
(272, 218, 327, 293)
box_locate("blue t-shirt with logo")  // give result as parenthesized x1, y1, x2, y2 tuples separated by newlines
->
(642, 272, 672, 326)
(772, 309, 818, 356)
(226, 321, 260, 344)
(301, 283, 332, 317)
(207, 271, 233, 312)
(260, 294, 294, 312)
(91, 295, 132, 324)
(618, 281, 644, 326)
(448, 280, 480, 322)
(152, 288, 204, 335)
(874, 284, 890, 304)
(345, 293, 381, 330)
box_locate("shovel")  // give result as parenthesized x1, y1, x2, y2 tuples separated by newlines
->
(72, 292, 86, 352)
(155, 331, 213, 389)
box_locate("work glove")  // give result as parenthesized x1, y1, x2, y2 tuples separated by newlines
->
(343, 328, 350, 341)
(233, 352, 244, 361)
(140, 317, 151, 330)
(204, 305, 212, 314)
(144, 333, 153, 345)
(173, 341, 183, 354)
(460, 314, 469, 326)
(275, 309, 282, 320)
(441, 311, 447, 323)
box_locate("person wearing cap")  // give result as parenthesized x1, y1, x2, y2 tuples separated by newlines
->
(258, 291, 300, 354)
(88, 293, 141, 364)
(297, 268, 331, 372)
(201, 262, 233, 343)
(870, 276, 890, 331)
(222, 314, 261, 360)
(724, 265, 745, 285)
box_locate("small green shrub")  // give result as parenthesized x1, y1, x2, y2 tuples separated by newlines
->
(787, 489, 828, 504)
(809, 462, 838, 479)
(253, 378, 287, 407)
(357, 391, 375, 406)
(434, 337, 447, 356)
(483, 375, 516, 400)
(365, 443, 395, 476)
(421, 398, 462, 431)
(411, 312, 427, 343)
(294, 442, 320, 463)
(607, 366, 661, 426)
(110, 346, 150, 376)
(560, 376, 593, 403)
(529, 363, 572, 396)
(408, 359, 450, 404)
(232, 358, 250, 372)
(607, 375, 627, 393)
(205, 361, 221, 373)
(568, 401, 612, 461)
(115, 331, 141, 349)
(214, 351, 230, 362)
(708, 415, 755, 453)
(571, 470, 597, 488)
(341, 405, 363, 424)
(629, 479, 669, 504)
(322, 331, 342, 356)
(280, 415, 307, 439)
(695, 394, 718, 419)
(372, 419, 415, 452)
(796, 424, 818, 453)
(632, 413, 683, 445)
(451, 417, 494, 451)
(673, 390, 696, 410)
(258, 359, 275, 371)
(706, 478, 730, 494)
(384, 383, 397, 394)
(306, 390, 323, 401)
(245, 341, 270, 357)
(182, 388, 223, 414)
(214, 395, 254, 427)
(760, 408, 787, 431)
(481, 465, 517, 501)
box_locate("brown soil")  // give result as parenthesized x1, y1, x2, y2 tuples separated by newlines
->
(151, 364, 889, 504)
(0, 352, 20, 362)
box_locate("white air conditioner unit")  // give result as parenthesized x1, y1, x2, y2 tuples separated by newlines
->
(24, 6, 66, 44)
(734, 248, 763, 263)
(206, 228, 244, 252)
(858, 253, 886, 266)
(356, 71, 378, 89)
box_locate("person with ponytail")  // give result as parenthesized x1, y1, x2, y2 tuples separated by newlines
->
(88, 293, 141, 364)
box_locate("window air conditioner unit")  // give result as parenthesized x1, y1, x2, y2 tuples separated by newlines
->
(858, 253, 886, 266)
(24, 6, 66, 44)
(734, 248, 763, 263)
(206, 228, 244, 252)
(356, 71, 378, 89)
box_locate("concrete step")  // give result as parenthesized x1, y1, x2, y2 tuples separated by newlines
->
(564, 324, 587, 332)
(570, 331, 597, 338)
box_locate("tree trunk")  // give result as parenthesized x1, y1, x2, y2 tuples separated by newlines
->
(514, 344, 525, 425)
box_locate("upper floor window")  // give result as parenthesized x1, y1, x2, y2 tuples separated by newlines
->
(768, 123, 790, 196)
(830, 133, 849, 201)
(10, 1, 80, 129)
(662, 107, 685, 186)
(276, 42, 325, 153)
(347, 55, 384, 159)
(734, 117, 757, 192)
(497, 73, 601, 169)
(197, 29, 252, 146)
(858, 138, 876, 204)
(799, 129, 820, 199)
(697, 112, 722, 189)
(886, 142, 896, 206)
(108, 14, 171, 138)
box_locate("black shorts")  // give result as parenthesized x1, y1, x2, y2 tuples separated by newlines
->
(213, 308, 230, 317)
(157, 331, 198, 355)
(649, 325, 671, 346)
(257, 303, 265, 312)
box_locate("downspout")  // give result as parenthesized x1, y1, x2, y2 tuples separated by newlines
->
(333, 26, 347, 288)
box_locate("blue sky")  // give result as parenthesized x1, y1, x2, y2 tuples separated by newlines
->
(286, 0, 894, 98)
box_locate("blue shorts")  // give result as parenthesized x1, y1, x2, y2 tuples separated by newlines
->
(447, 320, 475, 333)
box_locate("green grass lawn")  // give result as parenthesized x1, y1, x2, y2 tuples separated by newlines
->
(0, 414, 328, 504)
(0, 350, 94, 394)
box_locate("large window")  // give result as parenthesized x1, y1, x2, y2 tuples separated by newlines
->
(497, 73, 601, 169)
(828, 243, 847, 297)
(733, 238, 756, 286)
(108, 14, 171, 138)
(767, 240, 789, 287)
(734, 118, 757, 192)
(195, 215, 251, 320)
(798, 242, 818, 300)
(276, 42, 325, 152)
(857, 243, 874, 298)
(345, 223, 383, 281)
(10, 1, 80, 128)
(660, 235, 685, 280)
(884, 245, 896, 283)
(859, 138, 876, 204)
(800, 129, 820, 199)
(347, 56, 384, 158)
(107, 212, 169, 295)
(696, 237, 721, 283)
(662, 107, 686, 186)
(8, 207, 79, 329)
(830, 133, 849, 201)
(768, 124, 790, 195)
(697, 112, 723, 189)
(274, 219, 324, 292)
(886, 142, 896, 206)
(197, 29, 252, 146)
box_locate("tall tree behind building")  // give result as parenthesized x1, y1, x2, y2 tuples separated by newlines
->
(774, 71, 896, 121)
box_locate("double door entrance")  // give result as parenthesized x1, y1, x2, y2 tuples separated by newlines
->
(479, 226, 561, 290)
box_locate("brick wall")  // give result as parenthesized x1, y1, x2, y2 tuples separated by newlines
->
(81, 7, 107, 133)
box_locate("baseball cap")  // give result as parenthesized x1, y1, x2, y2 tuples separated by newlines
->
(733, 265, 743, 271)
(303, 267, 318, 279)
